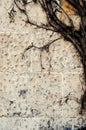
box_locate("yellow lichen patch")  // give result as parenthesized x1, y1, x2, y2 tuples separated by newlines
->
(61, 0, 75, 14)
(60, 0, 75, 21)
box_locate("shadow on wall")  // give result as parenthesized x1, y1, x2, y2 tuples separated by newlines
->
(38, 125, 86, 130)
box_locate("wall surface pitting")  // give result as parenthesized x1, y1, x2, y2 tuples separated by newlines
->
(0, 0, 86, 129)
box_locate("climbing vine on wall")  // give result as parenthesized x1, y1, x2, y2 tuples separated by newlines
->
(8, 0, 86, 114)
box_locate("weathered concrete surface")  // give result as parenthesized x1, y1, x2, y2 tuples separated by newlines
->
(0, 0, 86, 129)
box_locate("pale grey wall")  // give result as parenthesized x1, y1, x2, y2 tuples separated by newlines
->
(0, 0, 86, 129)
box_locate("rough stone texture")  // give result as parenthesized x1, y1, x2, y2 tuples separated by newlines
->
(0, 0, 86, 129)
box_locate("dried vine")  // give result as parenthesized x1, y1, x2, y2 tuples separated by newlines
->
(8, 0, 86, 114)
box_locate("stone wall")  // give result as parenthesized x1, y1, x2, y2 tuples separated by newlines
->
(0, 0, 86, 129)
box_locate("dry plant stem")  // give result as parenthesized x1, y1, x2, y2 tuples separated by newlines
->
(22, 38, 61, 71)
(23, 38, 61, 54)
(9, 0, 86, 113)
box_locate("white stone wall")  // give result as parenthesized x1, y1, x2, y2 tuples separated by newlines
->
(0, 0, 86, 129)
